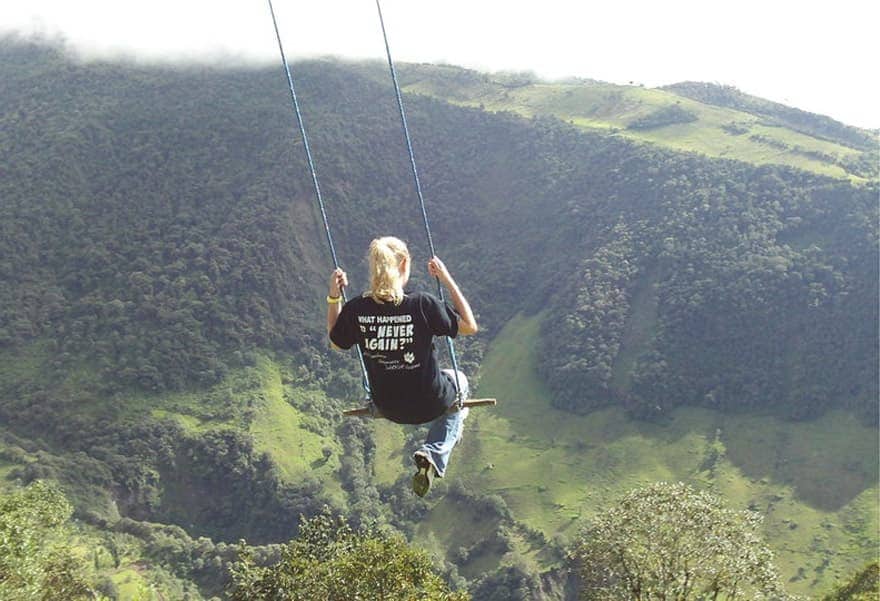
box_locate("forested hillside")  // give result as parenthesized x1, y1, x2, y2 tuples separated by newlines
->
(2, 40, 875, 418)
(0, 36, 877, 599)
(537, 149, 877, 420)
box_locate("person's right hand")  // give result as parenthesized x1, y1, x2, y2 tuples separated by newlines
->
(329, 268, 348, 297)
(427, 256, 452, 285)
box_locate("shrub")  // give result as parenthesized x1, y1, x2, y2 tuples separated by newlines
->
(571, 482, 796, 600)
(229, 509, 468, 600)
(627, 104, 698, 130)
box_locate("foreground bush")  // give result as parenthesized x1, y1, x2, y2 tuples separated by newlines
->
(0, 481, 99, 600)
(229, 509, 468, 600)
(572, 482, 795, 601)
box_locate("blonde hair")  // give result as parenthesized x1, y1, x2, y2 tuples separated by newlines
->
(367, 236, 410, 305)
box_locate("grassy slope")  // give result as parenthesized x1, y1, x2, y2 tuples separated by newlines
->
(397, 313, 878, 597)
(3, 331, 877, 596)
(0, 344, 351, 601)
(147, 354, 347, 505)
(372, 419, 408, 485)
(610, 268, 662, 394)
(73, 524, 200, 601)
(402, 76, 866, 181)
(246, 357, 345, 499)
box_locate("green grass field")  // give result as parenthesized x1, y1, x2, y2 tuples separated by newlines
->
(611, 269, 662, 394)
(113, 569, 156, 601)
(0, 342, 349, 509)
(403, 78, 867, 181)
(145, 354, 348, 504)
(399, 313, 879, 597)
(246, 357, 346, 502)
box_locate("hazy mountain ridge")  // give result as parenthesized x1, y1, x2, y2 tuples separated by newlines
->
(662, 80, 878, 150)
(380, 61, 878, 181)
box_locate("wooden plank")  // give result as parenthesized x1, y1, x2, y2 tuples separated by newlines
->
(342, 398, 497, 418)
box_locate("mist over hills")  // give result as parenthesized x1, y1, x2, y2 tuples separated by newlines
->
(0, 37, 877, 599)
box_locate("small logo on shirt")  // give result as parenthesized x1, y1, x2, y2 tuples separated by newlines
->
(404, 352, 415, 364)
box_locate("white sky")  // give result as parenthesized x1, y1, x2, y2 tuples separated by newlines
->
(2, 0, 879, 130)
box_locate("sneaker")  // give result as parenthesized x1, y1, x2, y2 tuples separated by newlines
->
(412, 454, 435, 497)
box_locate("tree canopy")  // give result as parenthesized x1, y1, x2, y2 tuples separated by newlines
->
(572, 482, 795, 601)
(822, 562, 879, 601)
(229, 509, 469, 601)
(0, 481, 100, 600)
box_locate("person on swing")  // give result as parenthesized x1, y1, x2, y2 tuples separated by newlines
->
(326, 236, 478, 496)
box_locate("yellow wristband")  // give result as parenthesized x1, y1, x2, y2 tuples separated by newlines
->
(326, 295, 343, 304)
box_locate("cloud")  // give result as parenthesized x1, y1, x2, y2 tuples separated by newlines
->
(1, 0, 877, 128)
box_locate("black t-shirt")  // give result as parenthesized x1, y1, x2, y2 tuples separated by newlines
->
(330, 291, 459, 424)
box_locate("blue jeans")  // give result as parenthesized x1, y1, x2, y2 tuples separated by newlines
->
(414, 369, 469, 478)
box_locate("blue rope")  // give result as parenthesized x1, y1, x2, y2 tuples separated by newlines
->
(375, 0, 465, 404)
(267, 0, 372, 399)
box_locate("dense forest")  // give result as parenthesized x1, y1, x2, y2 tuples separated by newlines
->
(0, 36, 877, 599)
(2, 39, 875, 419)
(538, 144, 877, 420)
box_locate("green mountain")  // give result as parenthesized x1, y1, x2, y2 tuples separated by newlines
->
(384, 63, 878, 182)
(0, 37, 877, 599)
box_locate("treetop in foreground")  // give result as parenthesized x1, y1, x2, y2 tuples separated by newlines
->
(0, 481, 101, 601)
(229, 508, 468, 601)
(572, 481, 797, 601)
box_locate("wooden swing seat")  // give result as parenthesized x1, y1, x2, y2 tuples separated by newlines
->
(342, 398, 497, 418)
